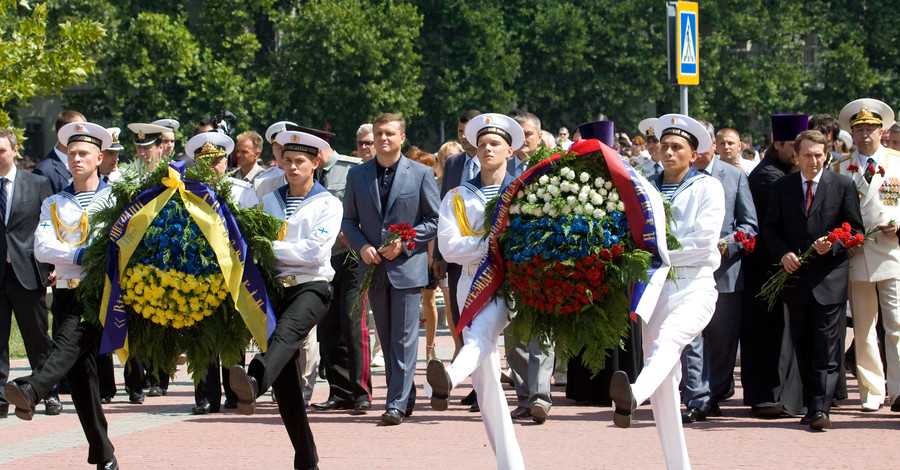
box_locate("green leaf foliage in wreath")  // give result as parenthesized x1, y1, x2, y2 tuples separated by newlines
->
(78, 159, 283, 382)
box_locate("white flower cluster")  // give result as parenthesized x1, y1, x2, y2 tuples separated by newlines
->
(510, 166, 625, 218)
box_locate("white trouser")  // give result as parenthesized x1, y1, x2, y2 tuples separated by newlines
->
(632, 277, 717, 470)
(849, 279, 900, 403)
(447, 272, 524, 470)
(298, 325, 320, 402)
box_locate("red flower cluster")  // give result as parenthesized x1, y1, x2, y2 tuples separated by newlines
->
(733, 230, 756, 254)
(389, 223, 416, 251)
(506, 247, 625, 315)
(847, 164, 860, 173)
(826, 222, 864, 248)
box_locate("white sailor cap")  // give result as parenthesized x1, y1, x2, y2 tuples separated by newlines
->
(638, 117, 659, 140)
(838, 129, 853, 149)
(654, 114, 712, 153)
(464, 113, 525, 151)
(839, 98, 895, 131)
(105, 127, 124, 151)
(266, 121, 300, 144)
(58, 122, 112, 151)
(127, 123, 170, 146)
(150, 118, 180, 131)
(276, 131, 328, 157)
(185, 132, 234, 160)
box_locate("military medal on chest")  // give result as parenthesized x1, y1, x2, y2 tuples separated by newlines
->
(880, 177, 900, 205)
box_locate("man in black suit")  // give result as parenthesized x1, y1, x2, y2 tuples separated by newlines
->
(763, 130, 864, 430)
(434, 110, 481, 336)
(742, 114, 808, 418)
(0, 128, 57, 419)
(33, 110, 86, 193)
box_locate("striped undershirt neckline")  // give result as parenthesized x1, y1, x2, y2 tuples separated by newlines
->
(75, 191, 96, 209)
(481, 185, 501, 199)
(284, 195, 305, 219)
(659, 183, 679, 200)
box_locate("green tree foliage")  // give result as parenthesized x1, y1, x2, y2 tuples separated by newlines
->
(22, 0, 900, 151)
(0, 0, 104, 139)
(272, 0, 423, 150)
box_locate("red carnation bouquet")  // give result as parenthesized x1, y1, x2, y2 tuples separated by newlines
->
(718, 230, 756, 254)
(351, 223, 416, 316)
(759, 223, 863, 310)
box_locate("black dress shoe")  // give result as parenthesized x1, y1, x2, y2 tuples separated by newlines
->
(0, 406, 8, 418)
(809, 411, 831, 431)
(799, 413, 813, 425)
(129, 391, 145, 404)
(609, 370, 636, 428)
(706, 402, 722, 417)
(469, 402, 480, 413)
(510, 406, 531, 420)
(100, 396, 113, 405)
(310, 399, 354, 411)
(147, 385, 165, 397)
(751, 404, 783, 418)
(5, 380, 38, 420)
(97, 455, 118, 470)
(426, 359, 451, 411)
(381, 408, 404, 425)
(682, 407, 707, 424)
(892, 394, 900, 412)
(405, 405, 414, 417)
(192, 403, 211, 415)
(460, 390, 477, 406)
(44, 396, 63, 415)
(354, 400, 372, 413)
(229, 365, 259, 416)
(223, 398, 238, 409)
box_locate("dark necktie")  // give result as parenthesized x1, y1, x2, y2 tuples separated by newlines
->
(0, 178, 8, 275)
(865, 157, 876, 184)
(805, 180, 814, 212)
(102, 174, 109, 183)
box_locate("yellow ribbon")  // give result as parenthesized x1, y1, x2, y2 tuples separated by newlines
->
(454, 194, 485, 237)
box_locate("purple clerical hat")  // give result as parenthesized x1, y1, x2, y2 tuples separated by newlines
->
(771, 114, 809, 142)
(577, 121, 615, 148)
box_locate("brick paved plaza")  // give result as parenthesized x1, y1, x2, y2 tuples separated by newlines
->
(2, 325, 898, 469)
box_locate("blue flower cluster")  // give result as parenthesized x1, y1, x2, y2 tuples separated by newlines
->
(133, 199, 220, 276)
(505, 210, 632, 263)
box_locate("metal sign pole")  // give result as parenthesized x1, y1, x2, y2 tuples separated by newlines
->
(680, 85, 689, 115)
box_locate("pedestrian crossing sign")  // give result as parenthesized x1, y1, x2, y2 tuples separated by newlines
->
(676, 1, 699, 85)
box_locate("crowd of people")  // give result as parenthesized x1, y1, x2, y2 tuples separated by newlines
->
(0, 99, 898, 469)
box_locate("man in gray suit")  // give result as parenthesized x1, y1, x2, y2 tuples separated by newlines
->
(0, 128, 57, 419)
(681, 123, 758, 422)
(505, 111, 556, 424)
(342, 113, 440, 425)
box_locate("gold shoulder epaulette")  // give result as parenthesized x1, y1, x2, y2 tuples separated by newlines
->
(337, 155, 363, 164)
(831, 155, 851, 173)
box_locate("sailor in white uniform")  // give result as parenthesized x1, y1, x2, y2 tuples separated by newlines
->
(610, 114, 725, 470)
(252, 120, 297, 198)
(229, 130, 341, 470)
(5, 122, 119, 469)
(426, 113, 525, 470)
(184, 132, 258, 209)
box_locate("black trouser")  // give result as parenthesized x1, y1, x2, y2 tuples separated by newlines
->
(95, 352, 117, 399)
(786, 294, 844, 414)
(123, 356, 169, 394)
(0, 263, 56, 407)
(248, 281, 332, 470)
(195, 353, 245, 407)
(21, 288, 114, 465)
(318, 254, 371, 404)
